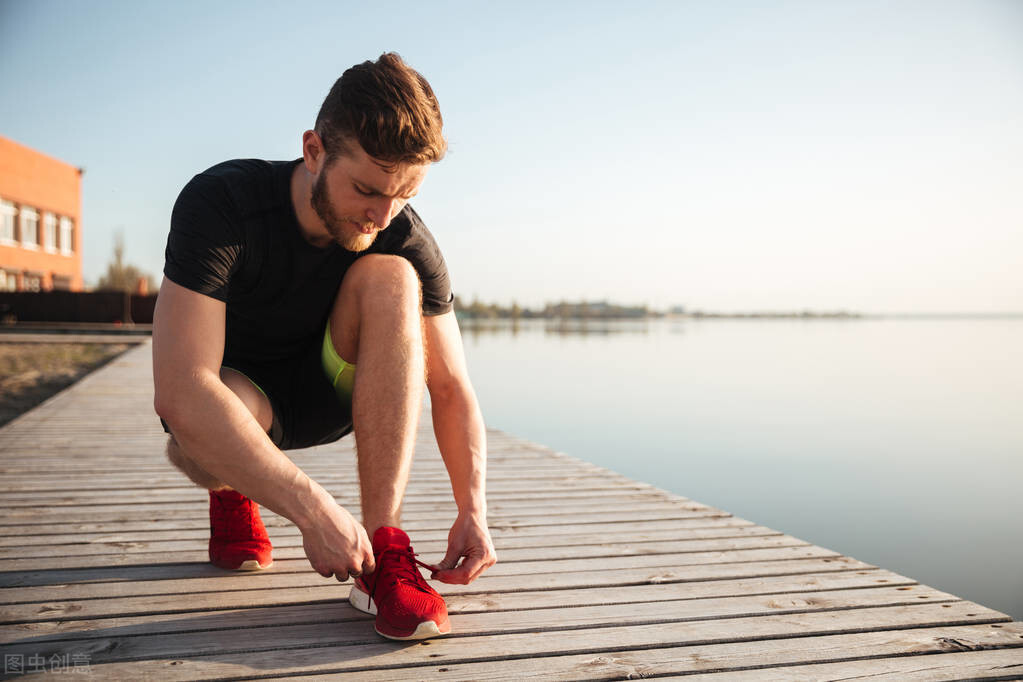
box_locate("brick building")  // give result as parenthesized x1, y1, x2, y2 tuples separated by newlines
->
(0, 135, 83, 291)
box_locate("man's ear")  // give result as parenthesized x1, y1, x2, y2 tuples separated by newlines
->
(302, 130, 325, 172)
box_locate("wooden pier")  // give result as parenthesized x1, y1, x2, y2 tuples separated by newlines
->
(1, 342, 1021, 679)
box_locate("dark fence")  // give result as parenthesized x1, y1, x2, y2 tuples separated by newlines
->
(0, 291, 158, 324)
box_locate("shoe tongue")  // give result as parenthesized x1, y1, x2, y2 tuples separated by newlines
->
(372, 526, 411, 554)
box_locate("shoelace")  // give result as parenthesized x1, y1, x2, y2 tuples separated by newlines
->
(368, 546, 438, 604)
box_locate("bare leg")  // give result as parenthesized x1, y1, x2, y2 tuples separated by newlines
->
(166, 367, 274, 491)
(329, 255, 424, 537)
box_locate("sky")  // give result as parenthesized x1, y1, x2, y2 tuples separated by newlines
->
(1, 0, 1021, 313)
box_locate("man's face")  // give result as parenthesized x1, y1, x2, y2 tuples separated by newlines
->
(310, 142, 429, 252)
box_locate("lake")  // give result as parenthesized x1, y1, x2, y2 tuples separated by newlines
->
(458, 315, 1023, 620)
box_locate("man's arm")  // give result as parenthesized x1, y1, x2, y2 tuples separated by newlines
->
(152, 278, 374, 580)
(423, 310, 497, 584)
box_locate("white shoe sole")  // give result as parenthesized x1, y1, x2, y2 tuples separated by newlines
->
(377, 620, 446, 641)
(349, 583, 376, 615)
(233, 559, 272, 571)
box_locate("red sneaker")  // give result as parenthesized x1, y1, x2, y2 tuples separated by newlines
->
(349, 526, 450, 640)
(208, 489, 273, 570)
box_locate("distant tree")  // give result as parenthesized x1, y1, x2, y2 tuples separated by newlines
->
(96, 233, 155, 294)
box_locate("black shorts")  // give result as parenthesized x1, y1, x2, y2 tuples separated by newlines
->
(161, 332, 353, 451)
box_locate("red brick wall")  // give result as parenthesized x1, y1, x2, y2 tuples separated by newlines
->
(0, 136, 84, 290)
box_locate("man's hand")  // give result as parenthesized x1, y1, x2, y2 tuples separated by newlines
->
(299, 500, 375, 582)
(432, 511, 497, 584)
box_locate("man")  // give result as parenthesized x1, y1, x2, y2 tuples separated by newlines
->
(152, 53, 495, 641)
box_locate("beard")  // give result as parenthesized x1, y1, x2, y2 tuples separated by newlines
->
(311, 169, 377, 252)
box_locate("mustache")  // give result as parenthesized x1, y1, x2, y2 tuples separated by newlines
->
(347, 218, 380, 231)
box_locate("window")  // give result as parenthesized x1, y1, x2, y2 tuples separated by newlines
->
(22, 274, 41, 292)
(43, 212, 58, 252)
(51, 274, 72, 291)
(0, 270, 16, 291)
(59, 217, 74, 255)
(0, 200, 15, 244)
(20, 207, 38, 249)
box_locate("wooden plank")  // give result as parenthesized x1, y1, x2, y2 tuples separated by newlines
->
(297, 625, 1023, 681)
(0, 493, 711, 530)
(0, 498, 700, 524)
(2, 603, 1009, 680)
(0, 506, 732, 530)
(0, 570, 912, 639)
(0, 495, 710, 529)
(0, 494, 691, 520)
(0, 459, 632, 474)
(0, 483, 671, 507)
(0, 519, 776, 548)
(0, 555, 873, 593)
(0, 530, 806, 562)
(0, 478, 690, 501)
(0, 435, 543, 448)
(2, 586, 963, 656)
(0, 515, 758, 538)
(0, 539, 838, 609)
(672, 647, 1023, 681)
(0, 446, 566, 464)
(0, 488, 701, 514)
(0, 467, 635, 492)
(0, 470, 619, 491)
(0, 542, 835, 573)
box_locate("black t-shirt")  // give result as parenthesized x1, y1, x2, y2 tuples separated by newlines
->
(164, 158, 453, 366)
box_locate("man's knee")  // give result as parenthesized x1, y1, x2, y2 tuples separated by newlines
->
(344, 254, 422, 308)
(331, 255, 423, 362)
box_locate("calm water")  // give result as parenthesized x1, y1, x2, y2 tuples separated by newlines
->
(458, 316, 1023, 619)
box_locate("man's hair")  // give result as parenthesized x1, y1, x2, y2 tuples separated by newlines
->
(315, 52, 446, 167)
